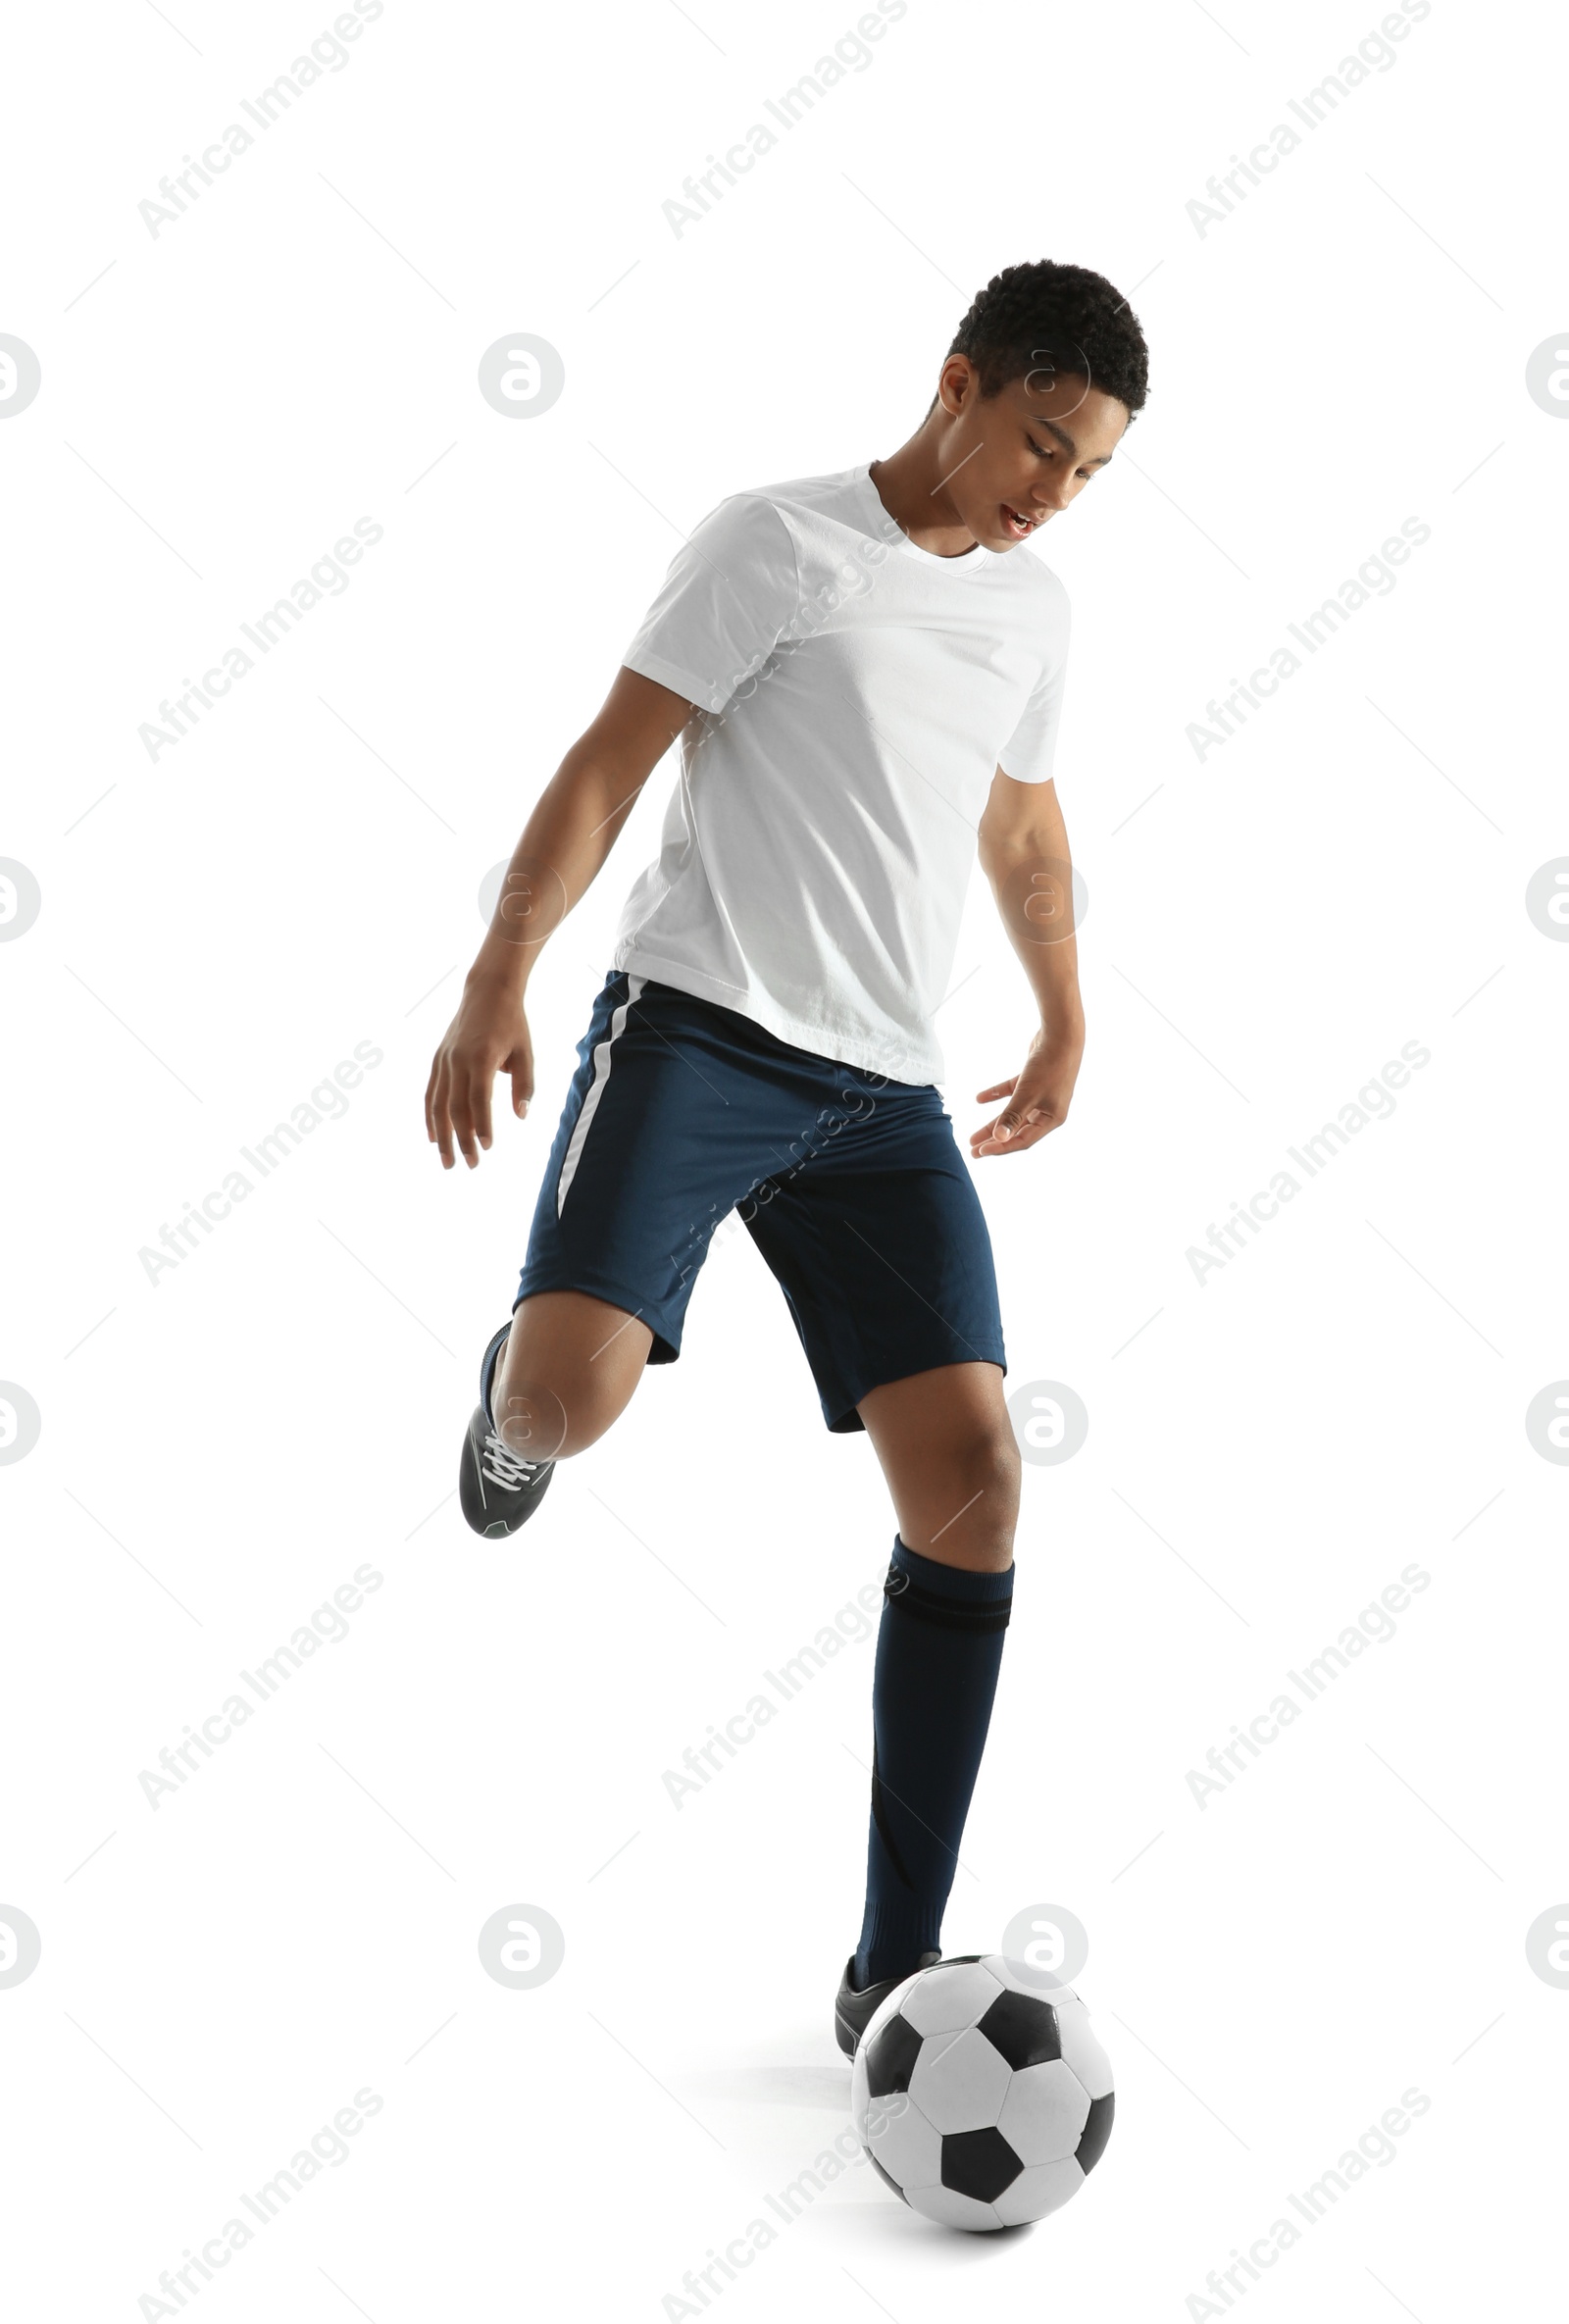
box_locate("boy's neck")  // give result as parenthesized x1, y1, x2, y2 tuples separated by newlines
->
(868, 428, 983, 560)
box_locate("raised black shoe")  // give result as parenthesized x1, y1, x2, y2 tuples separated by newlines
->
(458, 1323, 555, 1538)
(459, 1405, 555, 1537)
(834, 1949, 941, 2058)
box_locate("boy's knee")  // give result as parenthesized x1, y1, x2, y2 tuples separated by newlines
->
(976, 1425, 1022, 1546)
(494, 1373, 572, 1462)
(495, 1352, 637, 1461)
(498, 1293, 649, 1457)
(923, 1425, 1020, 1568)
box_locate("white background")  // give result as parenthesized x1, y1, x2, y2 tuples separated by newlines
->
(3, 0, 1566, 2316)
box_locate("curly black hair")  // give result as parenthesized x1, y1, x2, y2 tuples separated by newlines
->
(946, 260, 1150, 416)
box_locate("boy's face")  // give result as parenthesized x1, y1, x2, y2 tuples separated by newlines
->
(936, 357, 1130, 549)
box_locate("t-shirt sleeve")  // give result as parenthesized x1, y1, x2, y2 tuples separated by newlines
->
(996, 579, 1072, 786)
(621, 493, 798, 715)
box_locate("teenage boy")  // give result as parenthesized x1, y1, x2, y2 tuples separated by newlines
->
(425, 259, 1149, 2052)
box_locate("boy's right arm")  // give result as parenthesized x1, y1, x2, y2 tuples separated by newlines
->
(425, 665, 695, 1169)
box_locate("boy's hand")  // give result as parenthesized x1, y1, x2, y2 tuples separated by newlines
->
(426, 980, 534, 1170)
(970, 1024, 1084, 1158)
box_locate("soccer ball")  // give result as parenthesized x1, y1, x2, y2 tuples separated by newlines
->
(850, 1953, 1114, 2231)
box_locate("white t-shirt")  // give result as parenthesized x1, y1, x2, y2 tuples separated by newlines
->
(615, 461, 1070, 1086)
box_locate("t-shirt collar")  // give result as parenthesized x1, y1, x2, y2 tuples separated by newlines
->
(852, 460, 998, 576)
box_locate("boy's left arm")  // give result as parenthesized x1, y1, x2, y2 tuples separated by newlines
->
(971, 768, 1086, 1158)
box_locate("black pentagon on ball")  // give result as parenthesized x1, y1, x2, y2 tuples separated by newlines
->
(942, 2126, 1023, 2202)
(1076, 2091, 1115, 2174)
(862, 2009, 924, 2097)
(866, 2152, 908, 2204)
(941, 1953, 985, 1964)
(976, 1988, 1063, 2070)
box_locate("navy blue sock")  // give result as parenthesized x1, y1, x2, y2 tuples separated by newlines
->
(852, 1535, 1014, 1990)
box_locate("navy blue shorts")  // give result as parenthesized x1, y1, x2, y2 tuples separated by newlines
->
(515, 973, 1006, 1433)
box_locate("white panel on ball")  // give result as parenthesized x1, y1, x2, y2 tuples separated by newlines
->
(906, 2182, 1003, 2234)
(908, 2025, 1013, 2134)
(900, 1959, 1006, 2036)
(996, 2059, 1092, 2165)
(863, 2093, 943, 2193)
(993, 2157, 1086, 2228)
(993, 1959, 1085, 2006)
(1055, 2012, 1114, 2103)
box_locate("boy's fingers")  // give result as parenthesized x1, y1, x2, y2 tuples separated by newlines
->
(971, 1103, 1051, 1155)
(427, 1062, 454, 1165)
(471, 1072, 494, 1152)
(424, 1025, 532, 1162)
(447, 1086, 478, 1167)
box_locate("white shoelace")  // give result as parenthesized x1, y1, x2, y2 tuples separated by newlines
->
(480, 1431, 545, 1490)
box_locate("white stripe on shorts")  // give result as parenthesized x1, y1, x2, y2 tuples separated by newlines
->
(555, 975, 644, 1218)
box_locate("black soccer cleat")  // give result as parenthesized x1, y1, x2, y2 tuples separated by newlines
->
(835, 1950, 941, 2058)
(459, 1404, 555, 1537)
(458, 1324, 556, 1537)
